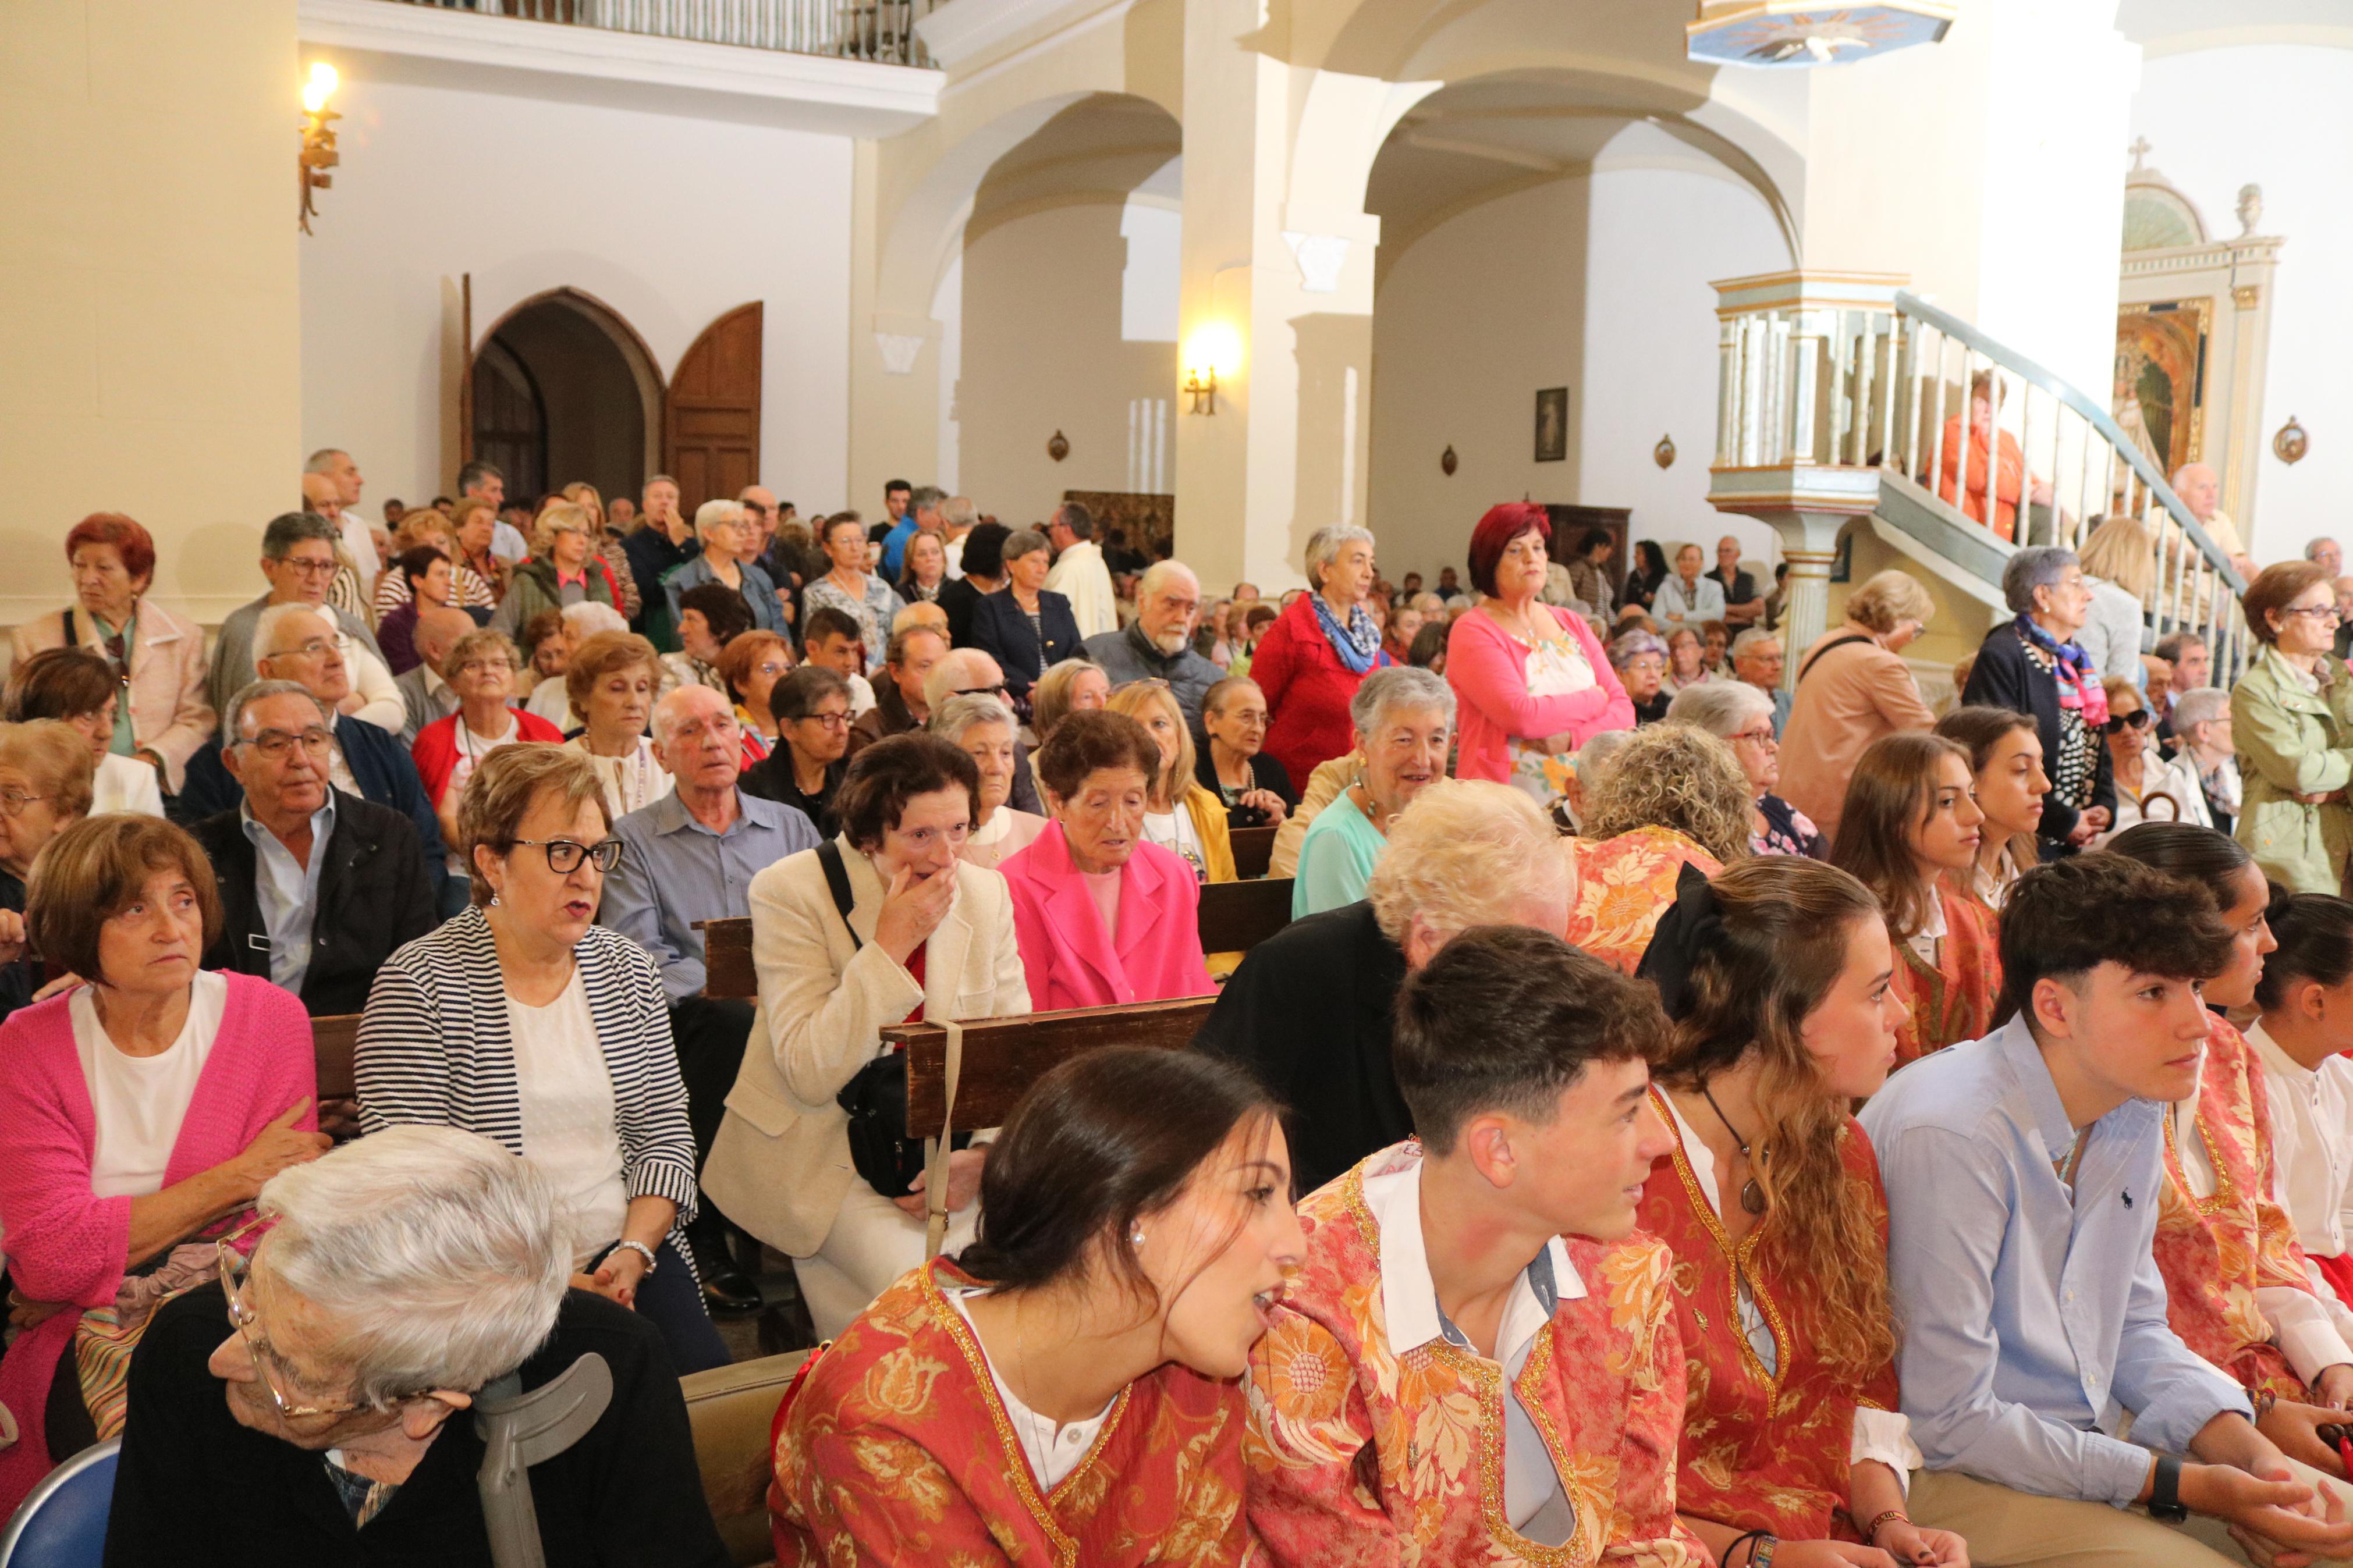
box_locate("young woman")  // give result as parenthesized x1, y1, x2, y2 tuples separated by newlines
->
(1934, 706, 2049, 909)
(2107, 824, 2353, 1435)
(1637, 856, 1967, 1568)
(769, 1047, 1303, 1564)
(897, 529, 949, 606)
(2249, 891, 2353, 1328)
(1830, 733, 1999, 1066)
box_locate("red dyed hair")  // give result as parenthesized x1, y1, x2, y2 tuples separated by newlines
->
(65, 513, 157, 585)
(1466, 503, 1550, 597)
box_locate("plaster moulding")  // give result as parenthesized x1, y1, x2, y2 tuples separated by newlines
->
(914, 0, 1127, 72)
(875, 333, 927, 374)
(1282, 232, 1351, 294)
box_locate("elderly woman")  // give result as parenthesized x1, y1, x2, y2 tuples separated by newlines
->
(356, 744, 726, 1373)
(1196, 779, 1575, 1193)
(1292, 666, 1454, 918)
(718, 627, 793, 766)
(2093, 674, 2209, 841)
(932, 692, 1046, 870)
(1656, 542, 1726, 635)
(804, 513, 907, 675)
(1958, 547, 2115, 850)
(448, 495, 511, 605)
(1108, 679, 1236, 883)
(1667, 680, 1822, 858)
(0, 815, 325, 1513)
(663, 581, 750, 697)
(999, 710, 1214, 1010)
(2232, 561, 2353, 894)
(1031, 655, 1110, 744)
(566, 478, 643, 621)
(1563, 721, 1752, 972)
(1935, 705, 2050, 909)
(1197, 675, 1295, 829)
(971, 528, 1083, 702)
(1665, 627, 1712, 693)
(105, 1126, 730, 1565)
(2174, 685, 2241, 834)
(742, 665, 854, 837)
(375, 545, 452, 675)
(1445, 503, 1633, 800)
(525, 600, 630, 728)
(561, 630, 673, 823)
(490, 502, 619, 639)
(5, 646, 166, 816)
(10, 512, 214, 795)
(2075, 514, 2157, 692)
(704, 734, 1027, 1340)
(1782, 567, 1940, 842)
(411, 628, 566, 874)
(1610, 627, 1672, 724)
(664, 498, 787, 636)
(0, 722, 92, 1020)
(1252, 524, 1390, 789)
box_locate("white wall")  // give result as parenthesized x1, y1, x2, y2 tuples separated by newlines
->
(2132, 44, 2353, 566)
(298, 66, 856, 515)
(1368, 165, 1791, 588)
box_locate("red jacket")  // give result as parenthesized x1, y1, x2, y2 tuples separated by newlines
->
(1251, 593, 1392, 790)
(410, 707, 566, 805)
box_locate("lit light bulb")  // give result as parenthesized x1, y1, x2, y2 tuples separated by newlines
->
(1185, 322, 1242, 383)
(302, 61, 339, 115)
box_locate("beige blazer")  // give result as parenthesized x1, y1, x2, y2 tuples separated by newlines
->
(11, 599, 215, 792)
(701, 835, 1030, 1257)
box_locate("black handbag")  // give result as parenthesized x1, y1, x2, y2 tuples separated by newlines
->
(818, 841, 967, 1199)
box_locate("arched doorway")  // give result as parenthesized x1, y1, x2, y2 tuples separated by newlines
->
(467, 288, 663, 509)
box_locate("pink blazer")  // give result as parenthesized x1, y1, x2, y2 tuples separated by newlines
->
(1446, 606, 1635, 783)
(998, 823, 1213, 1011)
(10, 599, 216, 793)
(0, 973, 317, 1512)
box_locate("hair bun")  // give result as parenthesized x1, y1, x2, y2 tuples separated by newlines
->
(1635, 862, 1727, 1020)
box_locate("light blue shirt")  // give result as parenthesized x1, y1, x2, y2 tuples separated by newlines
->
(1293, 791, 1386, 919)
(599, 789, 821, 1001)
(1861, 1014, 2251, 1506)
(240, 794, 336, 997)
(1653, 573, 1726, 632)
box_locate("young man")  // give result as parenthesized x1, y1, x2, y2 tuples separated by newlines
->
(1246, 925, 1702, 1565)
(798, 605, 877, 719)
(1864, 852, 2353, 1567)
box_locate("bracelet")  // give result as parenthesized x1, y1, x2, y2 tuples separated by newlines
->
(1864, 1509, 1910, 1544)
(1721, 1530, 1776, 1568)
(2253, 1389, 2280, 1424)
(612, 1239, 659, 1276)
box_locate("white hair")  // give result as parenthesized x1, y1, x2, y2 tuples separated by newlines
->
(1138, 559, 1199, 601)
(253, 602, 334, 664)
(1304, 524, 1376, 592)
(923, 647, 1005, 713)
(651, 681, 730, 746)
(560, 600, 628, 635)
(255, 1126, 569, 1406)
(1367, 780, 1571, 945)
(694, 499, 744, 545)
(2172, 685, 2231, 734)
(224, 678, 333, 740)
(1349, 664, 1454, 736)
(1573, 727, 1635, 782)
(2309, 538, 2342, 563)
(1729, 627, 1782, 660)
(929, 693, 1016, 745)
(1665, 680, 1774, 739)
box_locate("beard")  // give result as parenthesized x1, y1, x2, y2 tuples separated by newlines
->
(1149, 625, 1191, 656)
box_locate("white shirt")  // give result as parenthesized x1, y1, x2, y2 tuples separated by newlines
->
(491, 519, 529, 564)
(1141, 808, 1205, 882)
(337, 629, 406, 737)
(1654, 574, 1726, 632)
(508, 970, 629, 1269)
(846, 672, 878, 721)
(942, 535, 966, 581)
(91, 753, 165, 818)
(1045, 540, 1118, 639)
(443, 711, 523, 873)
(72, 972, 229, 1199)
(1905, 887, 1949, 969)
(1660, 1094, 1924, 1484)
(2245, 1022, 2353, 1358)
(526, 676, 578, 730)
(1368, 1155, 1578, 1544)
(338, 513, 381, 598)
(944, 1287, 1117, 1490)
(564, 735, 675, 826)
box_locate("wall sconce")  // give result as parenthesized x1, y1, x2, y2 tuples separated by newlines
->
(1183, 323, 1240, 415)
(299, 62, 341, 235)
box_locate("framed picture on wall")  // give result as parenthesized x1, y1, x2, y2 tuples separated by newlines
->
(1534, 387, 1568, 463)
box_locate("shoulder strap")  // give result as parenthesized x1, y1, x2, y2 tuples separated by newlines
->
(815, 840, 861, 951)
(64, 605, 83, 649)
(1797, 631, 1876, 684)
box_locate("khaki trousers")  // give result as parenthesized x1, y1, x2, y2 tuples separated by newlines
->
(1911, 1466, 2353, 1568)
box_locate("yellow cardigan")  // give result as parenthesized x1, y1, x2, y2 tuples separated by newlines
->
(1181, 781, 1237, 882)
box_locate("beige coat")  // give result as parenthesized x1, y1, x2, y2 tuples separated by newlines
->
(11, 599, 215, 792)
(1777, 626, 1935, 841)
(701, 836, 1029, 1257)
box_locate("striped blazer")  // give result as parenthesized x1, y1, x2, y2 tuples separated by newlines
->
(354, 905, 701, 1266)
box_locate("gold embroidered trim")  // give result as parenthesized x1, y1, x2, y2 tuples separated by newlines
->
(1653, 1086, 1790, 1399)
(2162, 1103, 2240, 1218)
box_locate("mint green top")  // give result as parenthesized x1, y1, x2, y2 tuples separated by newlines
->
(1292, 789, 1386, 918)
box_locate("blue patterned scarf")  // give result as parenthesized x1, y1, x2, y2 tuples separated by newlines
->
(1313, 592, 1386, 675)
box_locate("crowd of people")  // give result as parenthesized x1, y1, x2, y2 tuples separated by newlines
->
(8, 453, 2353, 1567)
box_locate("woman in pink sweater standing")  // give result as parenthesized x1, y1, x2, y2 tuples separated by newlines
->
(0, 816, 325, 1514)
(1446, 503, 1634, 803)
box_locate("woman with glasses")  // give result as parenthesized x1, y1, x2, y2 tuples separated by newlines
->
(4, 646, 166, 817)
(489, 502, 622, 642)
(0, 813, 326, 1515)
(717, 628, 794, 767)
(356, 744, 727, 1373)
(1196, 675, 1295, 829)
(410, 629, 565, 881)
(2234, 561, 2353, 894)
(1667, 681, 1823, 858)
(742, 665, 854, 838)
(662, 499, 787, 639)
(1957, 546, 2115, 851)
(804, 513, 907, 675)
(2094, 674, 2213, 842)
(704, 734, 1029, 1340)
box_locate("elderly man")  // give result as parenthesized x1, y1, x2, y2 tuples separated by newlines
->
(305, 447, 380, 596)
(456, 457, 526, 563)
(846, 623, 950, 758)
(2333, 579, 2353, 662)
(1708, 535, 1766, 627)
(2311, 537, 2345, 581)
(207, 512, 400, 733)
(1729, 628, 1791, 735)
(396, 605, 473, 747)
(620, 473, 698, 642)
(190, 680, 434, 1016)
(1044, 501, 1118, 638)
(1081, 559, 1223, 729)
(924, 646, 1045, 816)
(602, 685, 820, 1313)
(2154, 461, 2257, 589)
(939, 494, 978, 578)
(2150, 630, 2210, 739)
(2169, 684, 2241, 835)
(106, 1125, 730, 1567)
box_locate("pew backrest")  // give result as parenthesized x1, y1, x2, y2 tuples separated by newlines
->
(886, 997, 1215, 1139)
(1229, 824, 1277, 880)
(1197, 877, 1291, 955)
(314, 1012, 360, 1100)
(695, 917, 756, 1001)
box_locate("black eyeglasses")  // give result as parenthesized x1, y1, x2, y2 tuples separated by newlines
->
(510, 838, 623, 873)
(2102, 709, 2153, 734)
(952, 683, 1009, 701)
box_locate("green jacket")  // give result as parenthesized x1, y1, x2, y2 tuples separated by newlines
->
(2231, 645, 2353, 893)
(489, 556, 619, 641)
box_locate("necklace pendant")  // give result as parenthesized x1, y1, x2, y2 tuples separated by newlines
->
(1740, 1179, 1766, 1216)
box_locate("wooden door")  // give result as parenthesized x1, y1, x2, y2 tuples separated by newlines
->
(665, 303, 762, 514)
(1544, 504, 1632, 606)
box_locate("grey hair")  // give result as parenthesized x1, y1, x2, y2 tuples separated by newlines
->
(1666, 680, 1774, 739)
(909, 485, 946, 511)
(560, 600, 628, 635)
(255, 1126, 569, 1406)
(1138, 559, 1198, 600)
(650, 681, 731, 746)
(1303, 524, 1376, 592)
(1574, 727, 1635, 782)
(1729, 627, 1783, 659)
(693, 499, 744, 545)
(1003, 528, 1050, 564)
(929, 693, 1016, 746)
(1349, 664, 1454, 737)
(942, 496, 978, 529)
(261, 511, 339, 560)
(225, 679, 333, 741)
(2002, 547, 2078, 614)
(1609, 628, 1668, 667)
(1367, 780, 1570, 945)
(253, 602, 334, 665)
(1050, 503, 1094, 540)
(2173, 685, 2231, 734)
(2154, 630, 2207, 663)
(2307, 538, 2340, 563)
(303, 448, 348, 474)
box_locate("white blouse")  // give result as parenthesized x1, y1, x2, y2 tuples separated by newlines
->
(565, 735, 675, 827)
(72, 971, 228, 1199)
(91, 752, 165, 819)
(507, 970, 629, 1270)
(945, 1286, 1118, 1491)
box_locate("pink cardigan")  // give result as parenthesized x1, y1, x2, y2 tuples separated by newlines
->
(9, 599, 215, 793)
(1445, 606, 1635, 783)
(998, 823, 1212, 1011)
(0, 973, 316, 1513)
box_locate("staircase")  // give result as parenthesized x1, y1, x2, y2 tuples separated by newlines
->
(1708, 272, 2249, 683)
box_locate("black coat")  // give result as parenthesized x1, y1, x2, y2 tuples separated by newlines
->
(969, 588, 1084, 697)
(191, 790, 436, 1017)
(1959, 623, 2117, 845)
(1193, 901, 1410, 1195)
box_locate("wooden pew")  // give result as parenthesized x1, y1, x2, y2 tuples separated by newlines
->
(314, 1012, 360, 1100)
(695, 916, 756, 1001)
(1230, 824, 1277, 880)
(1198, 877, 1292, 955)
(888, 997, 1216, 1140)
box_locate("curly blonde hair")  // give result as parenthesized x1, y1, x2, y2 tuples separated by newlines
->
(1579, 724, 1753, 865)
(1367, 781, 1571, 945)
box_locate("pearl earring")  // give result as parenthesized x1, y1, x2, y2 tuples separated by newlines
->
(1130, 1227, 1147, 1248)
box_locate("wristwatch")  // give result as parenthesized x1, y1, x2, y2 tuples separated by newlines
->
(2148, 1453, 2189, 1523)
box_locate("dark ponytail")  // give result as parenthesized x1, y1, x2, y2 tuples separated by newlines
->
(2255, 889, 2353, 1013)
(2106, 821, 2255, 908)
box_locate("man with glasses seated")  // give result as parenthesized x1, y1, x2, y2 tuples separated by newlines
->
(105, 1125, 730, 1566)
(205, 512, 402, 735)
(600, 685, 821, 1315)
(191, 681, 435, 1017)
